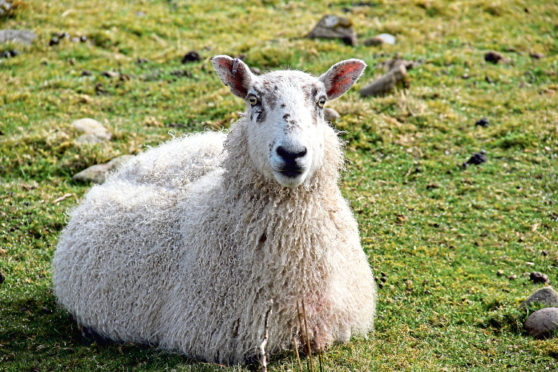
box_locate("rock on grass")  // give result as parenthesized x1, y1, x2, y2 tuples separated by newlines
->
(484, 51, 507, 64)
(525, 307, 558, 338)
(475, 118, 489, 127)
(530, 272, 550, 284)
(521, 287, 558, 309)
(72, 118, 112, 141)
(182, 51, 201, 63)
(462, 150, 487, 168)
(307, 15, 357, 46)
(72, 155, 135, 184)
(0, 29, 36, 45)
(359, 64, 408, 97)
(324, 108, 339, 122)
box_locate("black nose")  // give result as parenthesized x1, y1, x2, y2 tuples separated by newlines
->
(276, 146, 307, 162)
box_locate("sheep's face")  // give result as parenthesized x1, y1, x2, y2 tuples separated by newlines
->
(212, 56, 366, 188)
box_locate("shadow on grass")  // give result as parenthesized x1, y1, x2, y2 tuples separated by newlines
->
(0, 288, 235, 371)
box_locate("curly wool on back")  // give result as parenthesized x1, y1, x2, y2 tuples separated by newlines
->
(53, 59, 376, 365)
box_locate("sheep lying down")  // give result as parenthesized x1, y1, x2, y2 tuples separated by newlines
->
(53, 56, 377, 365)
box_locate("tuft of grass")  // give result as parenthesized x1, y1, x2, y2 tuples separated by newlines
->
(1, 0, 557, 370)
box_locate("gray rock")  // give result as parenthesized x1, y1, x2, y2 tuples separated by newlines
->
(525, 307, 558, 338)
(359, 64, 407, 97)
(521, 287, 558, 309)
(72, 155, 134, 184)
(71, 118, 111, 141)
(0, 29, 37, 45)
(324, 108, 340, 122)
(307, 15, 357, 46)
(75, 134, 106, 145)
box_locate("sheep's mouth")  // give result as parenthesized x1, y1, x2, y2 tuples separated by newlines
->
(278, 166, 304, 178)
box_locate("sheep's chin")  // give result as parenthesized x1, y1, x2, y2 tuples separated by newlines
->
(272, 170, 308, 188)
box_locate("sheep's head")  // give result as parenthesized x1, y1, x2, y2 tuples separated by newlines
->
(212, 55, 366, 188)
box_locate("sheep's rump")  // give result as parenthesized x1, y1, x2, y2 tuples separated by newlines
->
(52, 131, 226, 344)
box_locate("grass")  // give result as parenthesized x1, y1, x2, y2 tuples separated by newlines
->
(1, 0, 557, 370)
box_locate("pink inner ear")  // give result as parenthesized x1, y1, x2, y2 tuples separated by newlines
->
(215, 57, 248, 98)
(326, 63, 363, 98)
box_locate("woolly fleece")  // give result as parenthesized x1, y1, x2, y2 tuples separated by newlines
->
(53, 72, 376, 366)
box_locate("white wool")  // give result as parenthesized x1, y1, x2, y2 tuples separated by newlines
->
(53, 61, 376, 365)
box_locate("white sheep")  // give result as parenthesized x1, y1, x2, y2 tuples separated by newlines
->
(53, 55, 377, 365)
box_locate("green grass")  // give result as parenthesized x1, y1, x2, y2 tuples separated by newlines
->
(1, 0, 557, 370)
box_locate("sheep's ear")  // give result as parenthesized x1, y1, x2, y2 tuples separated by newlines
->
(212, 55, 254, 98)
(319, 59, 367, 100)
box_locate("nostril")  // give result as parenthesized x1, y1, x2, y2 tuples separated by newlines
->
(276, 146, 289, 159)
(276, 146, 307, 161)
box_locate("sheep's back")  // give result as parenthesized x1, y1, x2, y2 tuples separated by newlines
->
(112, 131, 226, 190)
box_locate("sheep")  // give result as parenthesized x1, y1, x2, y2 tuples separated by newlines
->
(53, 55, 377, 366)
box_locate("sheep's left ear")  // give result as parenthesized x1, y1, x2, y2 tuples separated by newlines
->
(319, 59, 367, 100)
(212, 55, 254, 98)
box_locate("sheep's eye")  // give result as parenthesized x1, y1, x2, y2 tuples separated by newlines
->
(317, 97, 326, 108)
(248, 95, 259, 106)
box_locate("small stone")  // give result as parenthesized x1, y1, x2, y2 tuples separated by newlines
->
(484, 51, 504, 64)
(170, 69, 191, 78)
(71, 37, 80, 43)
(58, 31, 69, 40)
(324, 108, 340, 122)
(360, 64, 408, 97)
(524, 307, 558, 338)
(1, 50, 10, 58)
(181, 50, 201, 63)
(529, 52, 543, 60)
(71, 118, 112, 141)
(307, 15, 357, 46)
(383, 58, 416, 72)
(75, 134, 105, 145)
(72, 155, 135, 184)
(526, 262, 535, 266)
(80, 35, 87, 43)
(508, 274, 517, 280)
(475, 117, 489, 127)
(530, 272, 550, 284)
(81, 70, 92, 76)
(95, 83, 108, 95)
(521, 287, 558, 309)
(375, 33, 396, 45)
(9, 49, 18, 57)
(101, 70, 118, 78)
(497, 269, 504, 277)
(0, 29, 37, 45)
(462, 150, 487, 168)
(136, 57, 148, 65)
(363, 37, 383, 46)
(49, 36, 59, 46)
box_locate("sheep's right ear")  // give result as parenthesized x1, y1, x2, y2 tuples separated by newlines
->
(212, 55, 254, 98)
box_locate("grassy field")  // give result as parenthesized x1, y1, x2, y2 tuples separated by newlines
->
(1, 0, 557, 370)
